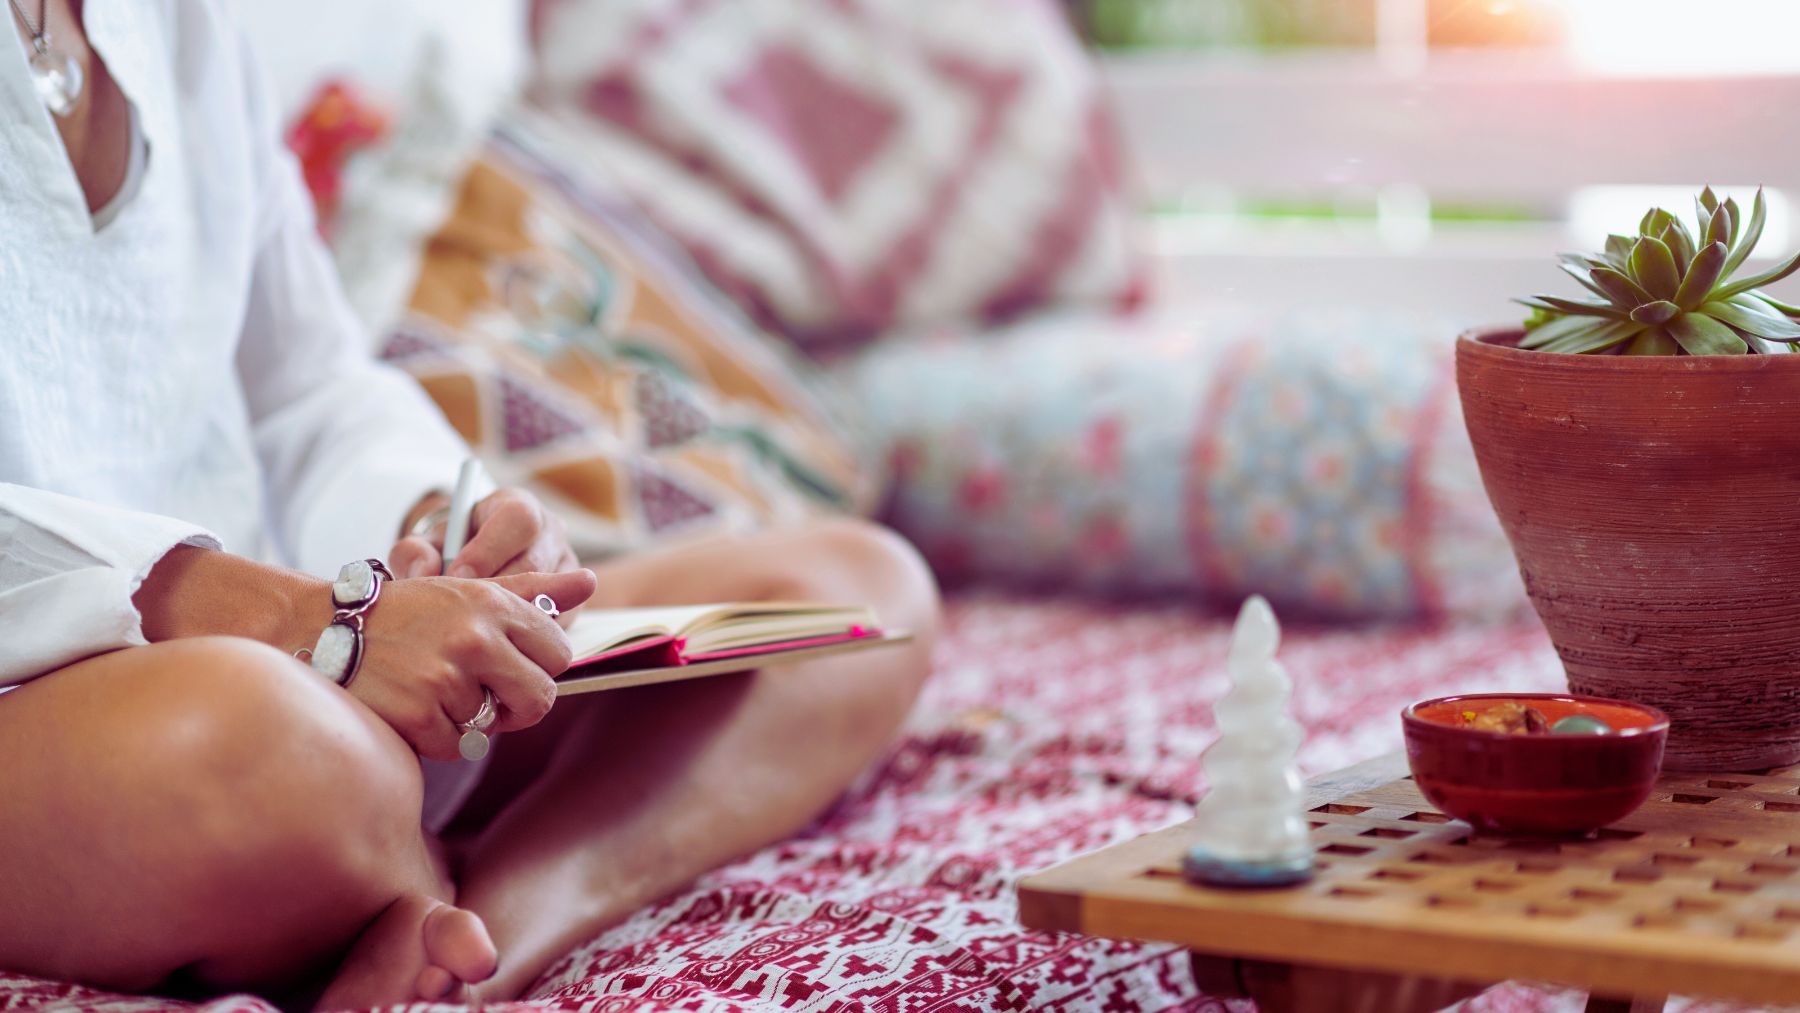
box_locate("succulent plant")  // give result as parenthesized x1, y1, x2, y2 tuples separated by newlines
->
(1519, 187, 1800, 355)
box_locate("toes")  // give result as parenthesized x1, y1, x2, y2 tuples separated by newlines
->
(415, 965, 455, 1001)
(421, 903, 498, 984)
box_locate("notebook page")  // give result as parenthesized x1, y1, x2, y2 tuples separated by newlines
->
(566, 604, 730, 657)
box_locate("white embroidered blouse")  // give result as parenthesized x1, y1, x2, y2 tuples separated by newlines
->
(0, 1, 468, 685)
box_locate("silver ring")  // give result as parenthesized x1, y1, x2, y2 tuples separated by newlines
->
(533, 593, 560, 617)
(458, 689, 496, 762)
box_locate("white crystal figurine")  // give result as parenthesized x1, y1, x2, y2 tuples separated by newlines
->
(1183, 595, 1315, 887)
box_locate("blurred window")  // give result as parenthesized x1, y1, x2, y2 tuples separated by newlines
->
(1071, 0, 1800, 317)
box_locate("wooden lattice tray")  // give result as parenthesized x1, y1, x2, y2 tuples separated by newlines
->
(1019, 754, 1800, 1007)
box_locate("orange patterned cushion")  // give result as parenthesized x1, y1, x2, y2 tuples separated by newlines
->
(379, 125, 877, 556)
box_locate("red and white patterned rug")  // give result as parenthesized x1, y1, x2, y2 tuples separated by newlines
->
(0, 594, 1761, 1012)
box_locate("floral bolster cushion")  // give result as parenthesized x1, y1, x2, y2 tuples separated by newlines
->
(528, 0, 1150, 348)
(376, 116, 878, 559)
(835, 307, 1529, 624)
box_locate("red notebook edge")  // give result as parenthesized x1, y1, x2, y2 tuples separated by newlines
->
(567, 634, 681, 675)
(565, 626, 880, 676)
(681, 625, 879, 663)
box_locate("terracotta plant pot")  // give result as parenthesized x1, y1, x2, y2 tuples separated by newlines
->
(1456, 327, 1800, 771)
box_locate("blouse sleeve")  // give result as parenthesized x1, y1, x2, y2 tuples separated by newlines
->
(229, 27, 474, 579)
(0, 484, 220, 686)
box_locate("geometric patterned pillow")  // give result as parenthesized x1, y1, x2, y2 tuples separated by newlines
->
(379, 119, 879, 558)
(528, 0, 1150, 349)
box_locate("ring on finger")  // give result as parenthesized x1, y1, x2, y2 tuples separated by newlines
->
(458, 689, 497, 762)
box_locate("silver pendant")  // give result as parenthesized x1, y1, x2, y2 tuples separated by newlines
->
(28, 40, 82, 118)
(458, 728, 491, 762)
(457, 689, 498, 762)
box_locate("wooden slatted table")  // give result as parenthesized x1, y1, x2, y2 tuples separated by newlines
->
(1019, 752, 1800, 1013)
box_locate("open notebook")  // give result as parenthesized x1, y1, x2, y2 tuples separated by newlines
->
(554, 601, 909, 696)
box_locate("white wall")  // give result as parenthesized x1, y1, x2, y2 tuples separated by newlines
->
(1102, 50, 1800, 322)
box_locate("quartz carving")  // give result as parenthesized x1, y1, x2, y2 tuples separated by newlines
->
(1183, 595, 1315, 887)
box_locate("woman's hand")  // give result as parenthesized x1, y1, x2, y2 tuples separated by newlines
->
(134, 545, 598, 761)
(349, 568, 598, 761)
(389, 487, 584, 625)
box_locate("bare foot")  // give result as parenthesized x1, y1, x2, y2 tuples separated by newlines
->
(314, 894, 496, 1010)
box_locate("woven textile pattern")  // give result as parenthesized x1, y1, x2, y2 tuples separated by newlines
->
(0, 594, 1737, 1012)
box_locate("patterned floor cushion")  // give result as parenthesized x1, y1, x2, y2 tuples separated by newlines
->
(9, 593, 1726, 1013)
(527, 0, 1148, 348)
(835, 306, 1529, 624)
(375, 119, 879, 559)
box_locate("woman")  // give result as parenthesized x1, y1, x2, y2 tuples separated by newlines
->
(0, 0, 939, 1005)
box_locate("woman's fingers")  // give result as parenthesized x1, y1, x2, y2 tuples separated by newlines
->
(434, 662, 490, 748)
(485, 639, 560, 734)
(553, 548, 584, 628)
(501, 605, 572, 684)
(492, 568, 599, 617)
(389, 536, 444, 579)
(349, 564, 598, 758)
(383, 692, 466, 763)
(447, 491, 543, 578)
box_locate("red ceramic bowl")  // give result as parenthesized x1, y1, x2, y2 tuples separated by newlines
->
(1402, 693, 1668, 837)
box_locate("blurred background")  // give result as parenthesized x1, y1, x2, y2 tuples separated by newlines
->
(1059, 0, 1800, 320)
(254, 0, 1800, 623)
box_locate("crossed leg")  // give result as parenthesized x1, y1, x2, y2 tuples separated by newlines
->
(0, 518, 937, 1006)
(448, 518, 941, 999)
(0, 636, 488, 998)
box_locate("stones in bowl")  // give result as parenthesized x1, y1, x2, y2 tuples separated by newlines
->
(1402, 693, 1668, 837)
(1552, 714, 1615, 736)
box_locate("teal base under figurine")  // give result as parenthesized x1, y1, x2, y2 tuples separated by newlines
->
(1181, 847, 1315, 888)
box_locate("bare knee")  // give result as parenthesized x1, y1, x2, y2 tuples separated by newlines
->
(110, 637, 423, 902)
(0, 638, 427, 992)
(803, 518, 942, 652)
(768, 519, 941, 728)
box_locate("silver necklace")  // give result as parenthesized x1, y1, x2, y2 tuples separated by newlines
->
(8, 0, 81, 117)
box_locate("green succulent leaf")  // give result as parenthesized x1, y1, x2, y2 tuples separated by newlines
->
(1715, 248, 1800, 301)
(1641, 207, 1677, 238)
(1629, 300, 1681, 325)
(1624, 328, 1680, 355)
(1743, 291, 1800, 316)
(1517, 313, 1600, 348)
(1559, 261, 1613, 300)
(1705, 201, 1735, 249)
(1516, 295, 1629, 319)
(1535, 319, 1646, 354)
(1723, 188, 1768, 279)
(1705, 297, 1800, 338)
(1630, 236, 1681, 300)
(1660, 222, 1695, 276)
(1590, 266, 1653, 307)
(1667, 311, 1750, 355)
(1522, 305, 1560, 331)
(1562, 253, 1621, 278)
(1523, 188, 1797, 354)
(1518, 315, 1643, 352)
(1669, 214, 1699, 252)
(1604, 234, 1635, 267)
(1673, 242, 1728, 310)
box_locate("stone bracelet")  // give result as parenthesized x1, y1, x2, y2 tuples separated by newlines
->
(300, 558, 394, 688)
